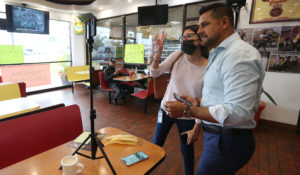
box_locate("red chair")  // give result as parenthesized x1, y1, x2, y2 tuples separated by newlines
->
(119, 68, 139, 87)
(131, 78, 154, 113)
(99, 70, 116, 104)
(18, 82, 26, 97)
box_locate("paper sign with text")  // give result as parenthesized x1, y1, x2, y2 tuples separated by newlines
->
(124, 44, 145, 64)
(1, 64, 51, 87)
(0, 45, 24, 64)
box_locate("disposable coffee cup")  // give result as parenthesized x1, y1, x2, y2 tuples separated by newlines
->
(61, 155, 84, 175)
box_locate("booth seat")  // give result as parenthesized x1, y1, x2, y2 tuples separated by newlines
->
(0, 104, 83, 169)
(0, 103, 65, 122)
(0, 82, 26, 101)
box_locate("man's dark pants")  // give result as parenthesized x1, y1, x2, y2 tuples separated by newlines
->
(196, 131, 255, 175)
(110, 82, 133, 100)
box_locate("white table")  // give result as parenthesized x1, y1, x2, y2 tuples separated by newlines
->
(0, 97, 40, 119)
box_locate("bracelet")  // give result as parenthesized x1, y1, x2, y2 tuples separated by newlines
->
(153, 60, 160, 63)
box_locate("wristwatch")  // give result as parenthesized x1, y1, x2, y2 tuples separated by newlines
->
(183, 105, 192, 118)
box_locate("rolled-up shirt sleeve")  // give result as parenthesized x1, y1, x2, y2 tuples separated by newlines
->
(208, 104, 229, 125)
(195, 118, 201, 124)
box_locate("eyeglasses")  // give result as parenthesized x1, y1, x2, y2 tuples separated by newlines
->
(179, 33, 198, 42)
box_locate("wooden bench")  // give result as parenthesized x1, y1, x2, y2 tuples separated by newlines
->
(0, 104, 83, 169)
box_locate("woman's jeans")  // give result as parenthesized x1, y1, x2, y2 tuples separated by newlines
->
(151, 108, 195, 175)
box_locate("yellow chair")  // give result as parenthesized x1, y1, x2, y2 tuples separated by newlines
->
(66, 65, 89, 93)
(0, 83, 22, 101)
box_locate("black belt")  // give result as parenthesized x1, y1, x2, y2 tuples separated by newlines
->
(202, 122, 252, 135)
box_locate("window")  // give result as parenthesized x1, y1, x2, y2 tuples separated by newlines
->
(0, 19, 72, 92)
(125, 6, 183, 67)
(93, 16, 123, 69)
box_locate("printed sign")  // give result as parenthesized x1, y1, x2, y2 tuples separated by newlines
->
(0, 45, 24, 64)
(124, 44, 145, 64)
(1, 64, 51, 87)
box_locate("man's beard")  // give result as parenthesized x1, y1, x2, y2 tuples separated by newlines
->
(201, 33, 221, 48)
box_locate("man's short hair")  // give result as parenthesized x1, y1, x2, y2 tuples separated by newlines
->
(110, 58, 116, 63)
(199, 3, 234, 27)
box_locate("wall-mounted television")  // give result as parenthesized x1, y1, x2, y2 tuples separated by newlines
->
(138, 4, 168, 26)
(5, 4, 49, 34)
(0, 18, 6, 30)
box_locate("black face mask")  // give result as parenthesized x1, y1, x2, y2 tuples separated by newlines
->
(181, 40, 197, 55)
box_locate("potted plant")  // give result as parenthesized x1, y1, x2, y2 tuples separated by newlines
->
(54, 55, 70, 85)
(254, 88, 277, 124)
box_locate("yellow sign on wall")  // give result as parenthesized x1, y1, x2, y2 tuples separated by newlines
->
(74, 16, 84, 35)
(124, 44, 145, 64)
(0, 45, 24, 64)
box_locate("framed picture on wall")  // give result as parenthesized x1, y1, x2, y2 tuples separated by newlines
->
(268, 51, 300, 73)
(250, 0, 300, 24)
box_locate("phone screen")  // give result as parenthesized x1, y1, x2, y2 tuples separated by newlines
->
(121, 151, 149, 166)
(173, 93, 192, 106)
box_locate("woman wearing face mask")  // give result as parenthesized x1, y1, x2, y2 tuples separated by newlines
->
(150, 25, 208, 175)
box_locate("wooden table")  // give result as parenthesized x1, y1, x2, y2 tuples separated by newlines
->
(0, 97, 40, 119)
(0, 127, 165, 175)
(113, 73, 148, 82)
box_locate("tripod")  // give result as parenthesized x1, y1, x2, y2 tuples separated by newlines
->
(59, 19, 116, 175)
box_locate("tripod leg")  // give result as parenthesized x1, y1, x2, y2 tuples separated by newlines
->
(58, 134, 92, 170)
(95, 136, 117, 175)
(91, 134, 98, 159)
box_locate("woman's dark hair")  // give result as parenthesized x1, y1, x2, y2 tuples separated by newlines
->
(182, 24, 199, 35)
(183, 24, 209, 58)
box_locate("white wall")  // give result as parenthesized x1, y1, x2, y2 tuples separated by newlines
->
(238, 0, 300, 125)
(70, 14, 86, 66)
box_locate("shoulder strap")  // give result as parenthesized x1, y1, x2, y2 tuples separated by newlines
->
(170, 52, 184, 73)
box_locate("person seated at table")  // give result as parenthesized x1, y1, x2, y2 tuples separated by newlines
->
(104, 59, 134, 105)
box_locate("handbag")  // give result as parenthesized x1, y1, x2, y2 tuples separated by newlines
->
(154, 52, 184, 99)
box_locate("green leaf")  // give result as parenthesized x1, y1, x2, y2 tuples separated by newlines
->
(262, 89, 277, 105)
